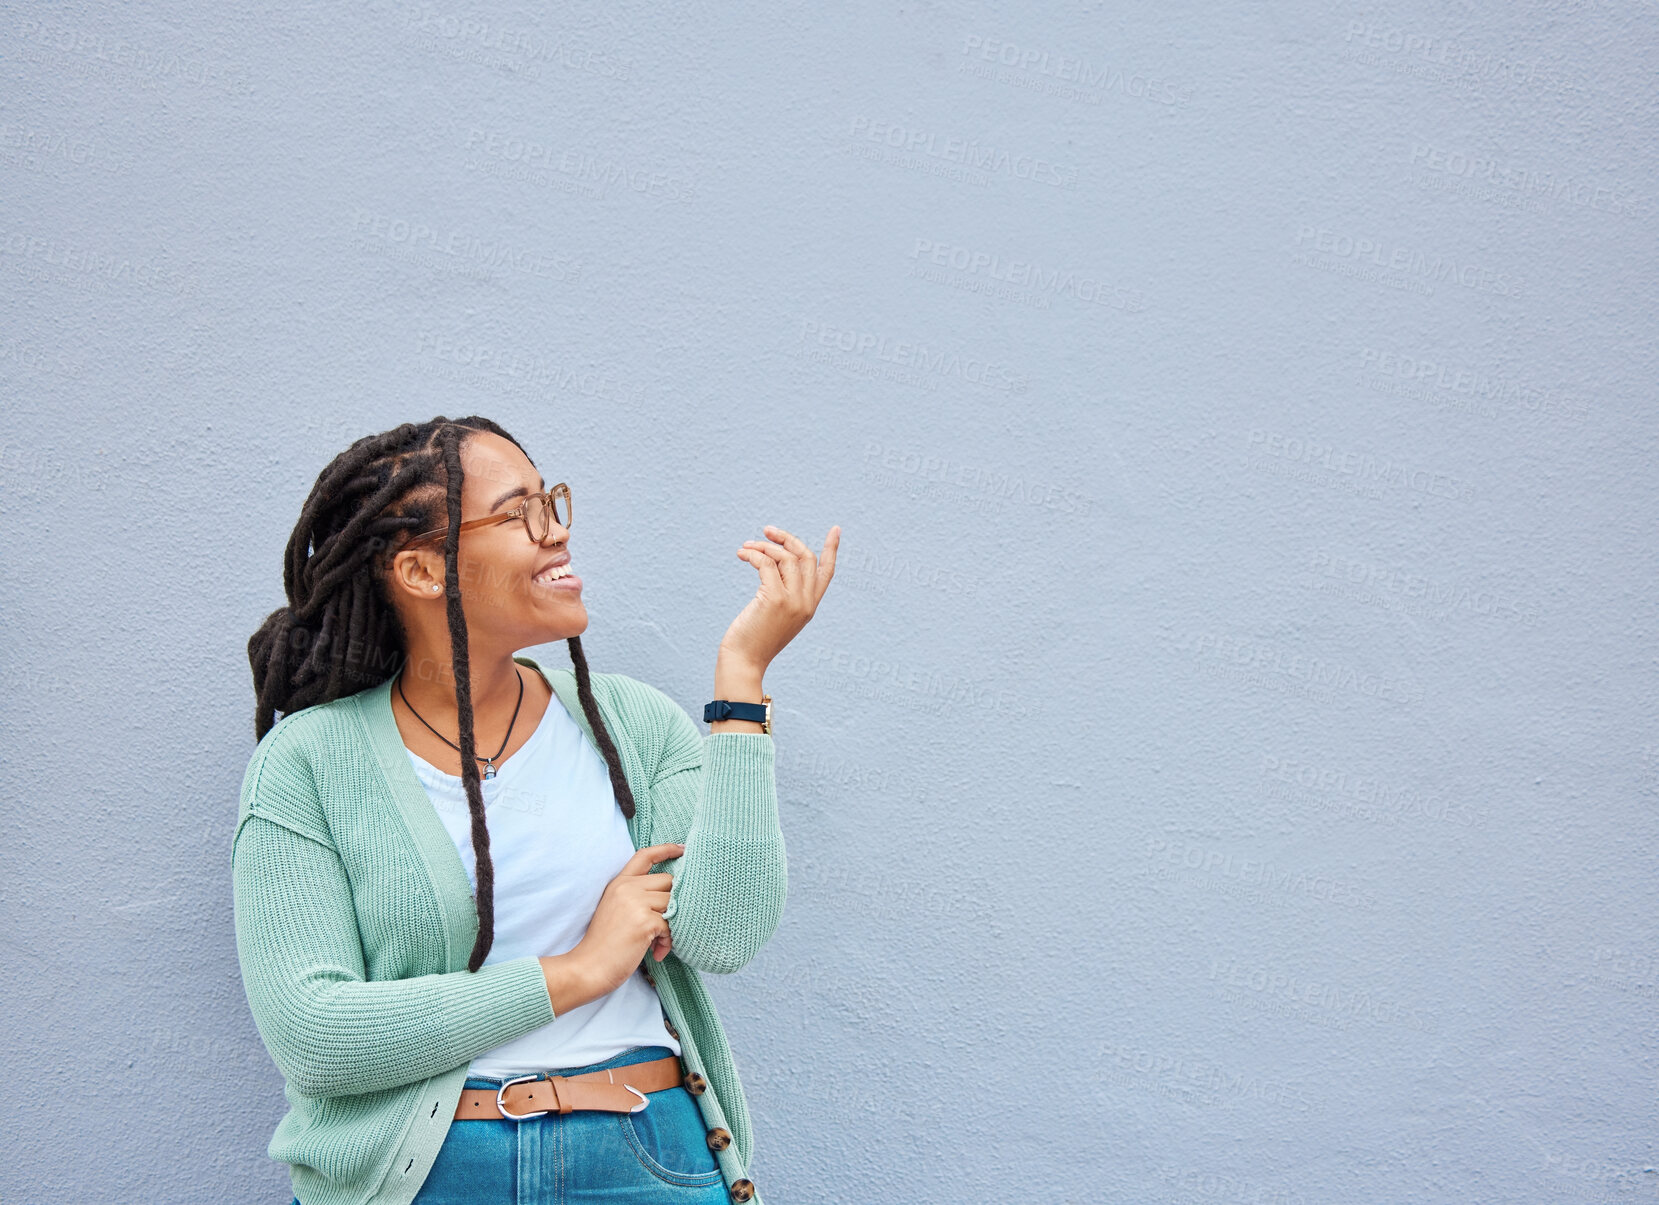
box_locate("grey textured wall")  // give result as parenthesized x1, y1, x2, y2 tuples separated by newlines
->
(2, 1, 1656, 1202)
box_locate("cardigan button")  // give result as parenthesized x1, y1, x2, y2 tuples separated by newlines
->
(663, 1017, 679, 1039)
(683, 1070, 708, 1095)
(730, 1178, 755, 1201)
(706, 1126, 733, 1151)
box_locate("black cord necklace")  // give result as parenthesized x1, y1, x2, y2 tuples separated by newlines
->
(397, 665, 525, 780)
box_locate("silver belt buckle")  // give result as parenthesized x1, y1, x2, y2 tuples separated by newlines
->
(495, 1073, 553, 1121)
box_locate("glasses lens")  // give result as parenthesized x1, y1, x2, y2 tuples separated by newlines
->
(523, 494, 551, 542)
(522, 490, 569, 542)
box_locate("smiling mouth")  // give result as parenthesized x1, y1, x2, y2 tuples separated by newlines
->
(532, 564, 582, 591)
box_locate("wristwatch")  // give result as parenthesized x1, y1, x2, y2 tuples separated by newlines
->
(704, 694, 772, 734)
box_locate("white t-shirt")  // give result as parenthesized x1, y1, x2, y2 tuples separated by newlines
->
(405, 672, 681, 1077)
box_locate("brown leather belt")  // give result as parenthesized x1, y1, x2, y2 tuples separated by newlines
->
(455, 1055, 686, 1121)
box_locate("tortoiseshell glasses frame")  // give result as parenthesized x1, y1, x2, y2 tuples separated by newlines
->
(404, 483, 571, 548)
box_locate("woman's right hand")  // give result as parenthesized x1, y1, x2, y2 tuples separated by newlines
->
(548, 843, 685, 1010)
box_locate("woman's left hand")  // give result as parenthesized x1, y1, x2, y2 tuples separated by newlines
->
(720, 525, 841, 671)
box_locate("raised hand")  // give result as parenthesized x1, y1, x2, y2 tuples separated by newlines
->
(721, 525, 840, 671)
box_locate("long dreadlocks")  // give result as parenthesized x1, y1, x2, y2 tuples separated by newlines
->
(247, 416, 637, 971)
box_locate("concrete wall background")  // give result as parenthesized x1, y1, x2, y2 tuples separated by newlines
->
(2, 1, 1655, 1201)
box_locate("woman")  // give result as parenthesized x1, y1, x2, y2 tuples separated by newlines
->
(233, 416, 838, 1205)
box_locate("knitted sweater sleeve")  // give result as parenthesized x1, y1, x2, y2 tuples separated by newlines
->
(231, 729, 556, 1100)
(616, 677, 787, 975)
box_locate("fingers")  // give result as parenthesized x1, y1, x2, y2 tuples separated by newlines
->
(760, 527, 811, 592)
(802, 527, 836, 604)
(765, 525, 838, 604)
(762, 525, 810, 552)
(737, 545, 786, 593)
(739, 523, 841, 621)
(622, 843, 685, 875)
(813, 526, 839, 602)
(741, 538, 800, 593)
(750, 525, 831, 606)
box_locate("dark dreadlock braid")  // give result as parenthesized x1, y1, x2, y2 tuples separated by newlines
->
(247, 416, 638, 971)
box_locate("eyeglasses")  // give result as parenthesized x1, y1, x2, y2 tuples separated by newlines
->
(406, 483, 571, 548)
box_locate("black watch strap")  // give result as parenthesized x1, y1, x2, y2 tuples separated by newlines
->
(704, 697, 771, 732)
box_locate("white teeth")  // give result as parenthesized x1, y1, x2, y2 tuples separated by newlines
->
(536, 565, 573, 583)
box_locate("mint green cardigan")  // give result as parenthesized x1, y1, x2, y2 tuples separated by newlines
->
(231, 653, 786, 1205)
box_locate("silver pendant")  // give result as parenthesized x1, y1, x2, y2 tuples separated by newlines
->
(483, 761, 497, 780)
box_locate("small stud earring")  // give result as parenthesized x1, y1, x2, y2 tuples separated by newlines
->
(431, 584, 441, 592)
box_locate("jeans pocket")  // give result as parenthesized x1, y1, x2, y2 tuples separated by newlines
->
(616, 1087, 726, 1187)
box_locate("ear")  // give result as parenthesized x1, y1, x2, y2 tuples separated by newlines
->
(386, 546, 447, 600)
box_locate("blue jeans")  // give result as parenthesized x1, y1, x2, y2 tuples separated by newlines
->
(291, 1045, 729, 1204)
